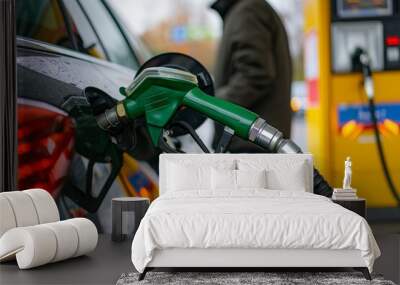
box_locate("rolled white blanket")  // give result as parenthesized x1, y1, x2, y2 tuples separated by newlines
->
(0, 218, 98, 269)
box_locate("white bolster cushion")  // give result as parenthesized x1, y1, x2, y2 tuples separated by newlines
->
(0, 226, 57, 268)
(23, 189, 59, 224)
(64, 218, 98, 257)
(0, 191, 39, 227)
(0, 218, 98, 269)
(0, 196, 17, 237)
(42, 222, 79, 262)
(0, 189, 59, 238)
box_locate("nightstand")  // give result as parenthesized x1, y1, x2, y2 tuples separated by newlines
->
(332, 198, 366, 218)
(112, 197, 150, 242)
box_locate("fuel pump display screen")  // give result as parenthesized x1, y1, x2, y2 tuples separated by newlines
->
(337, 0, 393, 18)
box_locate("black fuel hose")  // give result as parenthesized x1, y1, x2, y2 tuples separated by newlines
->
(354, 47, 400, 206)
(367, 97, 400, 206)
(312, 168, 333, 197)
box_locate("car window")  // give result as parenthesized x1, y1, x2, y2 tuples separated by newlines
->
(16, 0, 73, 49)
(79, 0, 138, 70)
(62, 0, 107, 60)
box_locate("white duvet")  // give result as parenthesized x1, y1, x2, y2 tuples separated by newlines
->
(131, 190, 380, 273)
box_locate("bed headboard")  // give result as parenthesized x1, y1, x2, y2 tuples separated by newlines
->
(159, 153, 313, 195)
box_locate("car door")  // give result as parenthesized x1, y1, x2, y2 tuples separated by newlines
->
(16, 0, 157, 231)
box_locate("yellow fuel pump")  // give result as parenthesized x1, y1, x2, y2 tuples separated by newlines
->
(304, 0, 400, 220)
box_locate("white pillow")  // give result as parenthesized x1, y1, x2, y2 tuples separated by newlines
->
(167, 160, 236, 192)
(266, 165, 307, 191)
(211, 169, 267, 190)
(211, 168, 236, 190)
(167, 163, 210, 191)
(237, 159, 308, 192)
(236, 169, 267, 189)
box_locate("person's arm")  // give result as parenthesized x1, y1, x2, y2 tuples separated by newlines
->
(217, 12, 277, 108)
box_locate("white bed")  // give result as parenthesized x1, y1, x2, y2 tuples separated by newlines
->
(131, 154, 380, 280)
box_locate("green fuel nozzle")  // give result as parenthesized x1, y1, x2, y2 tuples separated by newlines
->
(95, 65, 332, 197)
(97, 67, 260, 147)
(97, 66, 302, 154)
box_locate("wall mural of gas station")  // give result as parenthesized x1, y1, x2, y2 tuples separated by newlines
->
(14, 0, 400, 234)
(2, 0, 400, 283)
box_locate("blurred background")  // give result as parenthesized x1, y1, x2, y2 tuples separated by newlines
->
(111, 0, 308, 146)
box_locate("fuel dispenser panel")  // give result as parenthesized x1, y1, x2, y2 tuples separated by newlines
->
(331, 22, 384, 72)
(331, 0, 400, 73)
(304, 0, 400, 216)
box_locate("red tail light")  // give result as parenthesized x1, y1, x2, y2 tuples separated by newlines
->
(18, 100, 75, 198)
(386, 35, 400, 46)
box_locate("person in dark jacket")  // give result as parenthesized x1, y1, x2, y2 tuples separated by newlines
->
(211, 0, 292, 153)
